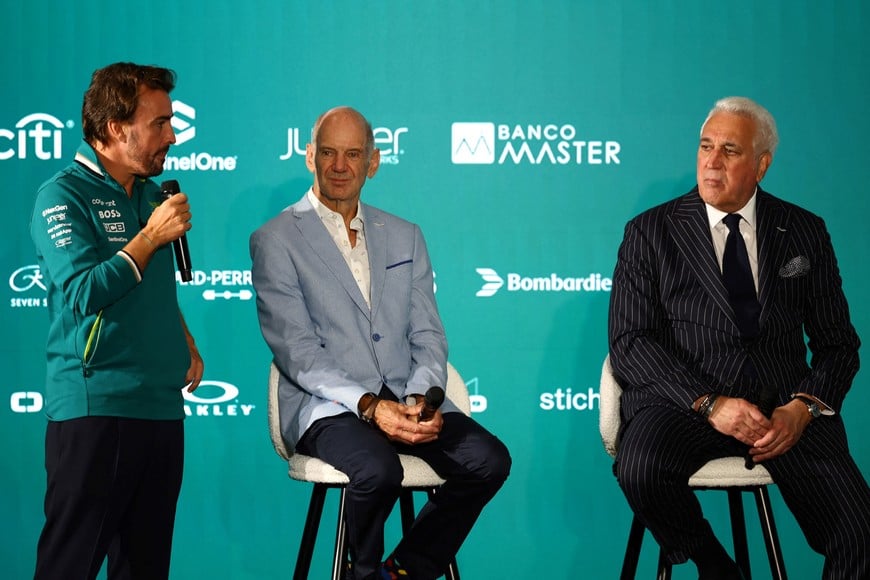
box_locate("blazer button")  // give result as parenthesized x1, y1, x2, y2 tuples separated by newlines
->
(372, 333, 381, 341)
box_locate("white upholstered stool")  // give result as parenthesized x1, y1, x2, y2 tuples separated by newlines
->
(599, 356, 787, 580)
(268, 363, 469, 580)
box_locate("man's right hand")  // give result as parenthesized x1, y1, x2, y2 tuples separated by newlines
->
(707, 395, 771, 446)
(143, 192, 192, 246)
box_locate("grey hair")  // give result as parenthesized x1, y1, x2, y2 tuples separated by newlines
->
(310, 106, 375, 158)
(701, 96, 779, 157)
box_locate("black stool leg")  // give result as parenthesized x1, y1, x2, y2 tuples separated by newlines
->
(727, 489, 751, 579)
(295, 483, 328, 580)
(332, 487, 349, 580)
(620, 515, 645, 579)
(399, 490, 416, 532)
(656, 549, 672, 580)
(753, 486, 787, 580)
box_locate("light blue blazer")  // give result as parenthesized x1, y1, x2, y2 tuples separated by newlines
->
(250, 191, 453, 448)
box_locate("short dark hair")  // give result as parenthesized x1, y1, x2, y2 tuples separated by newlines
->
(82, 62, 176, 146)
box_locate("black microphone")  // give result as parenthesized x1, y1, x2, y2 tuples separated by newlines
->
(418, 386, 445, 422)
(160, 180, 192, 282)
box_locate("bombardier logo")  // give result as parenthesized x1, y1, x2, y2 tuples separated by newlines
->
(476, 267, 611, 296)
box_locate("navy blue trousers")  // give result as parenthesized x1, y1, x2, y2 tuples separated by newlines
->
(297, 400, 511, 580)
(34, 417, 184, 580)
(615, 406, 870, 579)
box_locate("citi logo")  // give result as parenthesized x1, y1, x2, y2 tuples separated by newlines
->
(452, 121, 621, 166)
(476, 267, 612, 296)
(165, 100, 237, 172)
(1, 113, 73, 161)
(170, 100, 196, 145)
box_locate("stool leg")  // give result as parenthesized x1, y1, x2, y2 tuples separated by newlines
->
(332, 487, 349, 580)
(727, 489, 751, 579)
(295, 484, 328, 580)
(656, 549, 672, 580)
(399, 490, 416, 533)
(620, 515, 645, 580)
(753, 486, 787, 580)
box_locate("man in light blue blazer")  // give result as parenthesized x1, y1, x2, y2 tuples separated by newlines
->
(250, 106, 510, 580)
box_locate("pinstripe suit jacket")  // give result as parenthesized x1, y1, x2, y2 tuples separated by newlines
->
(608, 187, 860, 423)
(250, 192, 452, 448)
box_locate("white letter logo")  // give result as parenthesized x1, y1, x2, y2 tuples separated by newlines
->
(452, 122, 494, 164)
(475, 268, 504, 297)
(171, 101, 196, 145)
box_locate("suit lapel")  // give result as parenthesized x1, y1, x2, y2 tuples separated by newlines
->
(666, 190, 736, 324)
(293, 197, 372, 319)
(365, 205, 387, 318)
(755, 190, 789, 326)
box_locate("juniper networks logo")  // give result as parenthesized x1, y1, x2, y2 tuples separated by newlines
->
(451, 122, 621, 166)
(164, 100, 237, 171)
(280, 126, 408, 165)
(475, 267, 611, 297)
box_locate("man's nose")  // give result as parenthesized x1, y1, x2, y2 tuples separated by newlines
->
(333, 154, 347, 171)
(705, 148, 724, 167)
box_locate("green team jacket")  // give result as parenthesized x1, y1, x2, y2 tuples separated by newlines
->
(30, 141, 190, 421)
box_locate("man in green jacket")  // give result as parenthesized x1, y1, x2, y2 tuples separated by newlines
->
(30, 62, 203, 580)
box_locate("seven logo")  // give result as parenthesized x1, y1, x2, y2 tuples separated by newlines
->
(171, 100, 196, 145)
(0, 113, 72, 161)
(475, 268, 504, 297)
(451, 123, 495, 164)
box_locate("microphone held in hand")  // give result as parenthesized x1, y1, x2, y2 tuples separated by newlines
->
(418, 386, 445, 422)
(160, 180, 193, 282)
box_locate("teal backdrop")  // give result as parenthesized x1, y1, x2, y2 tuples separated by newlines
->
(3, 2, 869, 578)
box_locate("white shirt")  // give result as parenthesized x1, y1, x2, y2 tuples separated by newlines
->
(704, 190, 759, 292)
(307, 189, 371, 307)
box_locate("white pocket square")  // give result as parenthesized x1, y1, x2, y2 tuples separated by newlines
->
(778, 255, 810, 278)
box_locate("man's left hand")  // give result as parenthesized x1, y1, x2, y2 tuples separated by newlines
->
(184, 343, 204, 393)
(748, 399, 812, 463)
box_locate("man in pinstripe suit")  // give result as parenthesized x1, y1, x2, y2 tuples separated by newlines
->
(609, 96, 870, 579)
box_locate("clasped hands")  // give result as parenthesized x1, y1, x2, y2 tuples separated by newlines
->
(371, 398, 442, 445)
(707, 395, 813, 464)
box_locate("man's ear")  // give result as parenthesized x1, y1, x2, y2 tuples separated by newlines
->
(756, 151, 772, 183)
(366, 148, 381, 178)
(107, 119, 128, 144)
(305, 142, 315, 173)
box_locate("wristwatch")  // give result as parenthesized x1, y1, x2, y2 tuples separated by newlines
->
(792, 394, 822, 419)
(357, 392, 380, 424)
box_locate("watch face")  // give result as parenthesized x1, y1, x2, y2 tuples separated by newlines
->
(808, 403, 821, 418)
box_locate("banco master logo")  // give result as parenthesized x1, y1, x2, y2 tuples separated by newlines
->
(475, 267, 611, 296)
(1, 113, 74, 161)
(451, 121, 621, 166)
(165, 100, 237, 171)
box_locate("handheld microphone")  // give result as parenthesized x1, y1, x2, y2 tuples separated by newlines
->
(418, 386, 445, 422)
(160, 180, 192, 282)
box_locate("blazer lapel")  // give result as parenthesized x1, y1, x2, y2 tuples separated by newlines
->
(755, 189, 789, 326)
(365, 205, 387, 318)
(293, 197, 371, 318)
(666, 190, 736, 324)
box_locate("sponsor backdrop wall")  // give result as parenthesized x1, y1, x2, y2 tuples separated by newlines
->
(3, 2, 869, 578)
